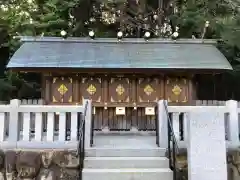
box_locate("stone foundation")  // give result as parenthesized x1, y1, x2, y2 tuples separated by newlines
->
(0, 149, 238, 180)
(227, 151, 240, 180)
(0, 150, 79, 180)
(175, 150, 240, 180)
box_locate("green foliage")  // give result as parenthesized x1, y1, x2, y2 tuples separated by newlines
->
(32, 0, 79, 36)
(0, 71, 40, 101)
(0, 0, 86, 100)
(173, 0, 237, 37)
(170, 0, 240, 70)
(220, 15, 240, 49)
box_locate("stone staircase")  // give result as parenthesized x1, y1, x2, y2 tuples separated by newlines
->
(82, 147, 173, 180)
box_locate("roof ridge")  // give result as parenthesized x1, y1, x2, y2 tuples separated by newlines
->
(15, 36, 217, 44)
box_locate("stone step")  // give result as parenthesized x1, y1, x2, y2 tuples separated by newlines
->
(85, 147, 166, 157)
(84, 157, 169, 169)
(82, 168, 173, 180)
(94, 130, 156, 136)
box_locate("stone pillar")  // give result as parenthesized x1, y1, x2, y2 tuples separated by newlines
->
(8, 99, 21, 145)
(83, 99, 92, 149)
(226, 100, 239, 146)
(158, 100, 168, 148)
(183, 113, 189, 142)
(229, 151, 240, 180)
(172, 112, 180, 141)
(188, 110, 227, 180)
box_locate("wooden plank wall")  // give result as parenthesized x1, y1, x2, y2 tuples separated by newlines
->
(93, 107, 156, 130)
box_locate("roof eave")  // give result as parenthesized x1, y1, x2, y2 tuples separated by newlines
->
(7, 67, 233, 73)
(14, 36, 219, 44)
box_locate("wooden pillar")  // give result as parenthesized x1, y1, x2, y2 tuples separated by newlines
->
(188, 75, 196, 105)
(103, 75, 108, 128)
(131, 76, 137, 128)
(73, 76, 80, 104)
(44, 75, 51, 105)
(159, 75, 164, 100)
(131, 76, 137, 103)
(103, 75, 108, 103)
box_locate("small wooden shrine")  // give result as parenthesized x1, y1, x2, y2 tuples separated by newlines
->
(7, 37, 232, 130)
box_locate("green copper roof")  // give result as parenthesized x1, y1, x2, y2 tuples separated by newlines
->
(7, 37, 232, 70)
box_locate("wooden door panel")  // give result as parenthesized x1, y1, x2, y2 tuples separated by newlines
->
(93, 107, 156, 130)
(109, 77, 130, 103)
(165, 77, 188, 103)
(51, 77, 73, 103)
(80, 77, 102, 103)
(137, 78, 160, 102)
(106, 107, 132, 130)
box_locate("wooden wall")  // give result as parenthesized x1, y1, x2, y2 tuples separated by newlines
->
(42, 73, 194, 130)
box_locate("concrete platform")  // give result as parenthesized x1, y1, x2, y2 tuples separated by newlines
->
(93, 131, 157, 148)
(82, 168, 173, 180)
(85, 147, 166, 157)
(84, 156, 169, 168)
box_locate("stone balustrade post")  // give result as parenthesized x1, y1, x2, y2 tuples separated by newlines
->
(158, 100, 168, 148)
(226, 100, 239, 146)
(8, 99, 21, 145)
(83, 99, 92, 149)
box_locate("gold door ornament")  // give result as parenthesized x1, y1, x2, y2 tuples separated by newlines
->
(51, 77, 73, 103)
(116, 84, 125, 95)
(58, 84, 68, 95)
(172, 85, 182, 96)
(87, 84, 97, 95)
(110, 78, 130, 102)
(144, 84, 154, 96)
(52, 96, 57, 102)
(182, 96, 187, 102)
(166, 77, 188, 103)
(68, 96, 72, 103)
(137, 78, 160, 102)
(80, 77, 102, 103)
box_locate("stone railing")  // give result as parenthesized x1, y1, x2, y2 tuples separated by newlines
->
(158, 100, 240, 150)
(0, 99, 92, 149)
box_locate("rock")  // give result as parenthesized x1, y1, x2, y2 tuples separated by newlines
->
(5, 151, 17, 173)
(52, 151, 78, 168)
(0, 150, 79, 180)
(0, 150, 5, 170)
(60, 168, 78, 180)
(6, 172, 15, 180)
(37, 169, 55, 180)
(227, 151, 240, 180)
(16, 151, 41, 179)
(41, 151, 54, 168)
(0, 172, 4, 180)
